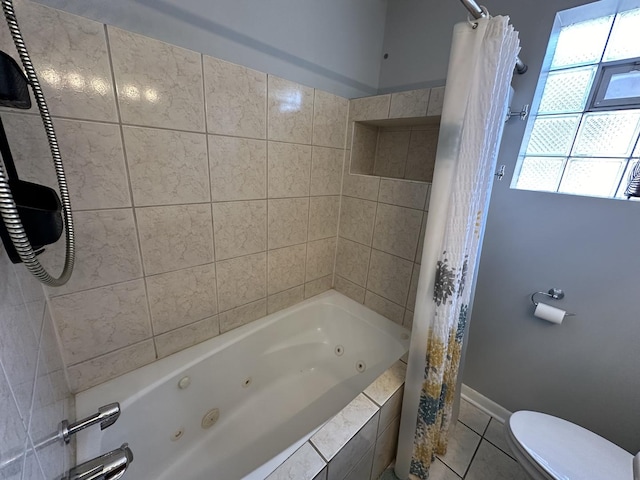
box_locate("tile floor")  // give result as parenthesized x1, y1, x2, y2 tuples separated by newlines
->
(380, 399, 529, 480)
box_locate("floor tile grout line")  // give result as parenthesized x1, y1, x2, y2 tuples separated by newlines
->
(480, 418, 491, 437)
(461, 436, 484, 479)
(482, 436, 515, 460)
(436, 458, 463, 479)
(481, 421, 517, 461)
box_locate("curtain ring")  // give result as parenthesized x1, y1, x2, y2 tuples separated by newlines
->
(467, 5, 491, 29)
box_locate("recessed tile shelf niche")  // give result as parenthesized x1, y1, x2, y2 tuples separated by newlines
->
(350, 116, 440, 182)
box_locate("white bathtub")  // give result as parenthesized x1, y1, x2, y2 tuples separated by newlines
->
(76, 290, 410, 480)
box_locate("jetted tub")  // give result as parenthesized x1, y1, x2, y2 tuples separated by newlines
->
(76, 290, 410, 479)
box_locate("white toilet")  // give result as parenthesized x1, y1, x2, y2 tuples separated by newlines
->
(505, 410, 639, 480)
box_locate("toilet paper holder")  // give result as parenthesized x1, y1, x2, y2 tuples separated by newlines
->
(531, 288, 564, 305)
(531, 288, 575, 315)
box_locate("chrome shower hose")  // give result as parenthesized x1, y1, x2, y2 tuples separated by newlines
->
(0, 0, 74, 286)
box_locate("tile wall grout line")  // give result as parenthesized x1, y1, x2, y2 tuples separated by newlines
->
(60, 194, 339, 212)
(342, 193, 428, 213)
(218, 295, 267, 316)
(66, 337, 153, 368)
(0, 318, 44, 477)
(27, 433, 49, 480)
(41, 294, 76, 409)
(401, 128, 411, 180)
(265, 76, 270, 302)
(154, 314, 218, 338)
(334, 273, 363, 291)
(47, 261, 217, 300)
(303, 89, 316, 293)
(402, 264, 418, 312)
(10, 262, 46, 429)
(366, 289, 406, 310)
(2, 107, 350, 150)
(103, 24, 157, 357)
(200, 53, 221, 334)
(16, 437, 29, 479)
(26, 307, 65, 479)
(341, 235, 417, 265)
(332, 102, 351, 290)
(362, 183, 380, 303)
(23, 304, 49, 441)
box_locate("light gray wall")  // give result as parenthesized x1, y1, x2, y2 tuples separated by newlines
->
(380, 0, 640, 452)
(34, 0, 388, 98)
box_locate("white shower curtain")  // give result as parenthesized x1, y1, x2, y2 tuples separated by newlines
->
(394, 15, 520, 479)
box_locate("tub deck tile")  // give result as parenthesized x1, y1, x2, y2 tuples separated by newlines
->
(378, 386, 404, 435)
(327, 411, 379, 480)
(266, 442, 325, 480)
(371, 415, 401, 480)
(310, 393, 378, 462)
(344, 445, 374, 480)
(364, 361, 406, 407)
(313, 467, 328, 480)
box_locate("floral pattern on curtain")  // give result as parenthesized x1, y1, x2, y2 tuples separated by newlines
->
(408, 16, 520, 479)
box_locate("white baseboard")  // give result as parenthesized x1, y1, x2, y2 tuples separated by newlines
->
(461, 384, 512, 424)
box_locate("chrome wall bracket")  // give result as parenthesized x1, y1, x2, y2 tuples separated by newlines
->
(59, 402, 121, 444)
(63, 443, 133, 480)
(506, 104, 529, 121)
(1, 403, 122, 475)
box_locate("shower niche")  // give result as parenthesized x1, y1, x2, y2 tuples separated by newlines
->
(350, 116, 440, 182)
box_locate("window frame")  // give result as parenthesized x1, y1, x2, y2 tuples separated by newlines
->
(511, 5, 640, 200)
(588, 57, 640, 110)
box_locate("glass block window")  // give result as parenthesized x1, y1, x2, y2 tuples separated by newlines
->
(537, 67, 597, 114)
(513, 7, 640, 200)
(603, 9, 640, 61)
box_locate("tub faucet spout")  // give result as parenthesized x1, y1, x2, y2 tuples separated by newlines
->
(59, 403, 121, 444)
(63, 443, 133, 480)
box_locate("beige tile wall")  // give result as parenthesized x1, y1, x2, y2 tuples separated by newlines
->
(374, 124, 439, 181)
(335, 90, 444, 329)
(350, 88, 441, 182)
(1, 0, 347, 392)
(0, 247, 74, 480)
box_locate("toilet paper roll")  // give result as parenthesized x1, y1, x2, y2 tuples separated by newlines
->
(534, 302, 566, 324)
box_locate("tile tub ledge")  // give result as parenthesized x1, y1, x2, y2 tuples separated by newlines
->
(265, 359, 407, 480)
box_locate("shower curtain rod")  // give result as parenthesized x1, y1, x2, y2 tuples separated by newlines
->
(459, 0, 528, 74)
